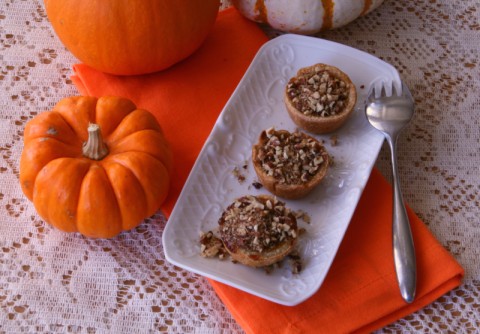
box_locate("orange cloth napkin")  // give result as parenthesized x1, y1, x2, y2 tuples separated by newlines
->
(212, 168, 464, 333)
(71, 7, 464, 333)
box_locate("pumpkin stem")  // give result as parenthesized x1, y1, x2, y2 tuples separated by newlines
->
(83, 123, 109, 160)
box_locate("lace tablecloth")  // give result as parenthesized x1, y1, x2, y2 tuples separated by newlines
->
(1, 1, 479, 333)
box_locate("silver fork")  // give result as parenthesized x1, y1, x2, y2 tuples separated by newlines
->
(365, 80, 416, 303)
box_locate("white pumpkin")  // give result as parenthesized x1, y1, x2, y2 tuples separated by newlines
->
(232, 0, 385, 35)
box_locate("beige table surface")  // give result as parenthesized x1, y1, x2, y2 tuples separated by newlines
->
(1, 0, 479, 333)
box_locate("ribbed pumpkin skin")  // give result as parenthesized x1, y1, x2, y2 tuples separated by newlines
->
(232, 0, 385, 35)
(44, 0, 220, 75)
(20, 96, 173, 238)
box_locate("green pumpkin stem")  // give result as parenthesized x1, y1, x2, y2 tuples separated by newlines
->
(83, 123, 109, 160)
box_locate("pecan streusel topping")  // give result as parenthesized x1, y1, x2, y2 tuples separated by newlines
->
(218, 195, 297, 254)
(286, 65, 350, 117)
(256, 128, 328, 185)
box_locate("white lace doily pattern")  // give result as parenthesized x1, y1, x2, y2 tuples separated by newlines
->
(1, 1, 479, 333)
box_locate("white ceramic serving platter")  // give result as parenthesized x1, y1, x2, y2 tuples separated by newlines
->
(163, 34, 401, 306)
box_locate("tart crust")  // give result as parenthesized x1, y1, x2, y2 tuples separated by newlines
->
(284, 63, 357, 134)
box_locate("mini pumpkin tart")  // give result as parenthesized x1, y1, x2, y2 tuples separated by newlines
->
(252, 128, 329, 199)
(284, 63, 357, 134)
(218, 195, 298, 268)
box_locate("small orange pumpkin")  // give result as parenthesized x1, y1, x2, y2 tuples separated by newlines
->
(43, 0, 220, 75)
(20, 96, 173, 238)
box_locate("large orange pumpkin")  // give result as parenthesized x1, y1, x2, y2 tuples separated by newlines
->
(43, 0, 220, 75)
(20, 96, 173, 238)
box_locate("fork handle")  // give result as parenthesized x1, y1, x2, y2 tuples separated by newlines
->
(387, 136, 417, 303)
